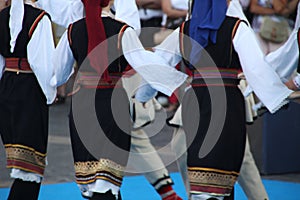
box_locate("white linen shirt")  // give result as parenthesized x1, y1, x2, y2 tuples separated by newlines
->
(37, 0, 141, 30)
(0, 14, 56, 104)
(151, 0, 293, 113)
(36, 0, 83, 28)
(53, 17, 188, 102)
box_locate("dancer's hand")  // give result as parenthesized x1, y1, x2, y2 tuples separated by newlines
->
(285, 79, 299, 91)
(288, 91, 300, 104)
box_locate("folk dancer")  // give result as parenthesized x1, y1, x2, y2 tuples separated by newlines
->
(52, 0, 187, 199)
(148, 0, 298, 199)
(0, 0, 56, 199)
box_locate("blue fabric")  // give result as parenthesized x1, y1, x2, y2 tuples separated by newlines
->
(1, 174, 300, 199)
(135, 83, 157, 102)
(189, 0, 227, 65)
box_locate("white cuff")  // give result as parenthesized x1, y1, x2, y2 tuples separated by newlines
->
(78, 179, 120, 197)
(10, 168, 42, 183)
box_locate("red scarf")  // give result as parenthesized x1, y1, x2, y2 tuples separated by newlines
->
(82, 0, 110, 81)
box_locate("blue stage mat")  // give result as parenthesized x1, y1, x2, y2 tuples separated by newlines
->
(1, 173, 300, 199)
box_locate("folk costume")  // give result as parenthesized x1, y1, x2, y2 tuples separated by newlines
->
(150, 0, 293, 199)
(53, 0, 187, 199)
(0, 0, 55, 199)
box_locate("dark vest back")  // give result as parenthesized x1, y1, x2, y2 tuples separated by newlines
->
(181, 17, 243, 70)
(0, 5, 47, 58)
(68, 17, 129, 73)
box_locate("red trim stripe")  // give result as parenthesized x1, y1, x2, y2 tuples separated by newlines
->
(117, 25, 129, 50)
(29, 11, 46, 38)
(193, 67, 239, 79)
(179, 22, 185, 59)
(5, 58, 31, 70)
(68, 23, 74, 46)
(191, 83, 238, 87)
(190, 185, 232, 196)
(231, 19, 242, 40)
(7, 160, 44, 175)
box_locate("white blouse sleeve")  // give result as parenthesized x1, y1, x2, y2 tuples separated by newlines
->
(153, 28, 183, 67)
(27, 15, 56, 104)
(135, 28, 184, 102)
(36, 0, 83, 28)
(265, 29, 299, 82)
(294, 2, 300, 31)
(233, 22, 293, 113)
(266, 1, 300, 89)
(114, 0, 141, 31)
(53, 30, 75, 86)
(0, 54, 4, 80)
(122, 27, 187, 98)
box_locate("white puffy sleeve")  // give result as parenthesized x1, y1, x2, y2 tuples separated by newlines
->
(122, 27, 187, 100)
(52, 30, 75, 87)
(153, 27, 183, 67)
(36, 0, 83, 28)
(114, 0, 141, 31)
(233, 22, 293, 113)
(265, 30, 299, 83)
(27, 14, 56, 104)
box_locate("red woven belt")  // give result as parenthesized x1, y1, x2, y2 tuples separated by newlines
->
(5, 58, 32, 72)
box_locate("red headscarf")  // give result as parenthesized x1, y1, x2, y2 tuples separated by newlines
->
(82, 0, 110, 80)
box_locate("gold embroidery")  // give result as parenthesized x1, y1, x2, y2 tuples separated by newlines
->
(5, 144, 46, 170)
(188, 167, 239, 175)
(188, 168, 238, 189)
(76, 174, 122, 186)
(74, 158, 124, 179)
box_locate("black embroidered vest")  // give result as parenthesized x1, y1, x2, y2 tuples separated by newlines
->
(180, 16, 245, 70)
(68, 17, 129, 73)
(0, 5, 49, 58)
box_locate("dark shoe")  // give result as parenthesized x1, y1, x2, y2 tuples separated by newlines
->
(118, 191, 122, 200)
(90, 190, 116, 200)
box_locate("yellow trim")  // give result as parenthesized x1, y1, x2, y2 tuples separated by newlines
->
(190, 182, 233, 189)
(4, 144, 46, 157)
(188, 167, 240, 176)
(77, 176, 121, 186)
(74, 159, 124, 178)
